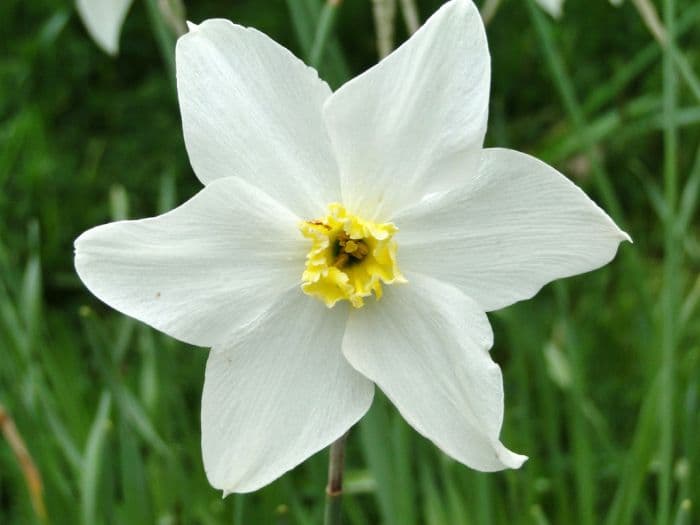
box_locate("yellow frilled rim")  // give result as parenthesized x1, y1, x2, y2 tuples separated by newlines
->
(299, 203, 405, 308)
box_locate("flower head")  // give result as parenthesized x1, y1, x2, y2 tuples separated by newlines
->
(74, 0, 629, 494)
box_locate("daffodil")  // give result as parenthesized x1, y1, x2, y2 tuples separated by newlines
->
(76, 0, 134, 55)
(74, 0, 629, 494)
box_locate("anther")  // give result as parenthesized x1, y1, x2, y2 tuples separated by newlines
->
(334, 233, 369, 267)
(351, 241, 369, 259)
(334, 253, 350, 268)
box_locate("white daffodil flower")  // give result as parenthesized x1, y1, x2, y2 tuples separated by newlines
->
(76, 0, 134, 55)
(535, 0, 564, 18)
(74, 0, 629, 494)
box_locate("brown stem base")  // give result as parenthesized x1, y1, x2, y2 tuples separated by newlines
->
(323, 432, 348, 525)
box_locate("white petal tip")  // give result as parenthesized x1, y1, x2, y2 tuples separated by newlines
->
(507, 453, 529, 469)
(497, 445, 529, 469)
(450, 0, 473, 13)
(213, 479, 255, 497)
(186, 21, 199, 32)
(91, 38, 119, 56)
(620, 230, 633, 244)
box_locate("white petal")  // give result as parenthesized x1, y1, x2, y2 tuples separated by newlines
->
(176, 19, 339, 218)
(535, 0, 564, 18)
(202, 288, 374, 493)
(76, 0, 133, 55)
(396, 148, 630, 312)
(343, 273, 525, 471)
(75, 177, 305, 347)
(323, 0, 490, 221)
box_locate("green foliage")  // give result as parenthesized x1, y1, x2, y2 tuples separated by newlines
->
(1, 0, 699, 523)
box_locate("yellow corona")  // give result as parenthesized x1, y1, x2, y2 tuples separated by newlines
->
(300, 203, 405, 308)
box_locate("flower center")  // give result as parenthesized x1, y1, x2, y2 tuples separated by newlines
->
(299, 203, 405, 308)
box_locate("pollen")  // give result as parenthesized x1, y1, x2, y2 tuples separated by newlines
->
(299, 203, 405, 308)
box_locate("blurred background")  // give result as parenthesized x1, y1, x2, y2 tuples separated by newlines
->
(1, 0, 698, 523)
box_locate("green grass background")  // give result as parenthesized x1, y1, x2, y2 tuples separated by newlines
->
(1, 0, 699, 523)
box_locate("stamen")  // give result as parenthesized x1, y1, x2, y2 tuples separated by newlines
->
(299, 203, 405, 308)
(334, 252, 350, 269)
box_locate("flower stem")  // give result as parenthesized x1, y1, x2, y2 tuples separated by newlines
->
(398, 0, 420, 34)
(144, 0, 178, 84)
(658, 0, 679, 522)
(371, 0, 397, 59)
(323, 433, 348, 525)
(631, 0, 700, 102)
(309, 0, 343, 69)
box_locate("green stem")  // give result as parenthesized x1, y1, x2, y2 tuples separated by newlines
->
(309, 0, 343, 69)
(605, 372, 661, 525)
(582, 3, 700, 117)
(371, 0, 397, 59)
(631, 0, 700, 103)
(658, 0, 679, 522)
(398, 0, 420, 33)
(554, 284, 595, 525)
(143, 0, 181, 86)
(324, 433, 348, 525)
